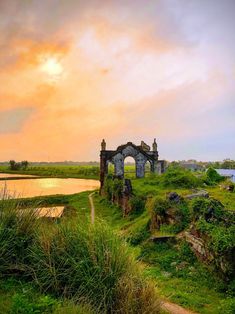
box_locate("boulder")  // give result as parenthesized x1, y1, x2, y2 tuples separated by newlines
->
(185, 190, 209, 199)
(167, 192, 181, 203)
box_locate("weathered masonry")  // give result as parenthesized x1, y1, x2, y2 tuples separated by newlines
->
(100, 139, 165, 190)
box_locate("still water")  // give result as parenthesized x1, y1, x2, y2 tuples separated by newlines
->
(0, 177, 99, 198)
(0, 173, 38, 178)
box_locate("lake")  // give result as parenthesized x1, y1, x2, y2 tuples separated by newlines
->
(215, 169, 235, 182)
(0, 173, 38, 178)
(0, 177, 100, 198)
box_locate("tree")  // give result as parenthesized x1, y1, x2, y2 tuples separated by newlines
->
(21, 160, 29, 170)
(9, 160, 17, 170)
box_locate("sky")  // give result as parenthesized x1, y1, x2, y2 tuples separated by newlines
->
(0, 0, 235, 162)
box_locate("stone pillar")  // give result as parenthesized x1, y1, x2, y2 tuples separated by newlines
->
(151, 160, 158, 174)
(136, 153, 147, 178)
(100, 151, 108, 192)
(113, 153, 124, 178)
(136, 163, 145, 177)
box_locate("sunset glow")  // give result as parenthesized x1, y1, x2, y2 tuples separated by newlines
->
(39, 56, 64, 78)
(0, 1, 234, 161)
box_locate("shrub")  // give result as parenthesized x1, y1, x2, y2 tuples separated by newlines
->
(204, 167, 224, 185)
(129, 195, 146, 216)
(113, 178, 123, 201)
(191, 197, 225, 221)
(148, 197, 169, 216)
(160, 166, 201, 188)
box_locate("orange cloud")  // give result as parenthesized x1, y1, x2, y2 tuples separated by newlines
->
(0, 1, 234, 161)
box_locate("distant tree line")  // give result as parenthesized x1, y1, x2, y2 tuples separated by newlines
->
(173, 159, 235, 170)
(9, 160, 29, 171)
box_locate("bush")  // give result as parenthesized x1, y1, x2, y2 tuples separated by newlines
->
(113, 178, 123, 200)
(204, 167, 224, 185)
(191, 197, 225, 221)
(148, 197, 170, 216)
(129, 195, 146, 216)
(160, 166, 201, 188)
(103, 175, 113, 201)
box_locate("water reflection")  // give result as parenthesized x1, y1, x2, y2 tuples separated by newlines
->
(0, 178, 99, 199)
(0, 173, 37, 178)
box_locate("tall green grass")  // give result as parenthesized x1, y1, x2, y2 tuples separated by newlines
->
(0, 191, 40, 275)
(0, 194, 160, 313)
(30, 220, 160, 313)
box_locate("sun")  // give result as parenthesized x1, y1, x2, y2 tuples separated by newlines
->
(39, 56, 63, 77)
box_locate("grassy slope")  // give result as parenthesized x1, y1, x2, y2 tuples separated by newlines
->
(0, 190, 161, 314)
(0, 191, 94, 314)
(90, 182, 235, 314)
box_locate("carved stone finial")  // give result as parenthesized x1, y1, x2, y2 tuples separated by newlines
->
(101, 139, 106, 150)
(152, 138, 157, 152)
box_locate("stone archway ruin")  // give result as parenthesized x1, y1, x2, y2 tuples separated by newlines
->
(100, 139, 165, 189)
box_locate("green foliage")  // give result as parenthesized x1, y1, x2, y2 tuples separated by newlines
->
(147, 196, 190, 233)
(126, 217, 150, 245)
(218, 159, 235, 170)
(160, 166, 202, 188)
(193, 201, 235, 278)
(30, 220, 160, 312)
(129, 195, 146, 216)
(11, 294, 57, 314)
(103, 176, 124, 203)
(9, 160, 29, 171)
(103, 175, 113, 201)
(191, 197, 225, 221)
(0, 278, 96, 314)
(113, 178, 123, 200)
(210, 225, 235, 254)
(0, 199, 39, 274)
(203, 167, 224, 185)
(0, 198, 160, 314)
(148, 197, 169, 216)
(140, 241, 196, 274)
(218, 298, 235, 314)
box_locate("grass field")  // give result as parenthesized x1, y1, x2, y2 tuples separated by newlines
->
(0, 165, 99, 179)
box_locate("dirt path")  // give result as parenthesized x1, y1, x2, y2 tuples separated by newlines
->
(88, 193, 198, 314)
(89, 192, 95, 224)
(161, 301, 198, 314)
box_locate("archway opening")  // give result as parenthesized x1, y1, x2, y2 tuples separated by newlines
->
(145, 160, 151, 177)
(124, 156, 136, 178)
(108, 161, 114, 175)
